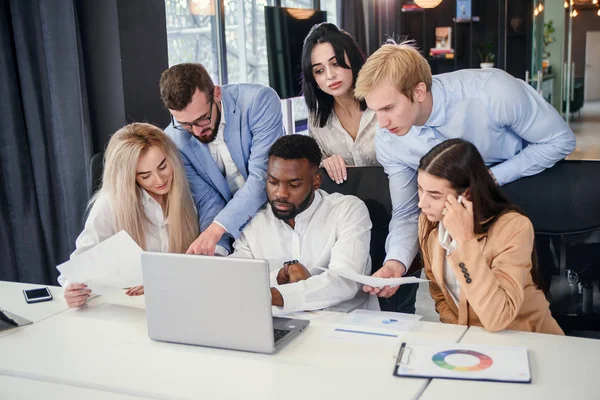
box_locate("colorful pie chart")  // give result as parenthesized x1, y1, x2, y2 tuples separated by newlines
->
(432, 349, 493, 372)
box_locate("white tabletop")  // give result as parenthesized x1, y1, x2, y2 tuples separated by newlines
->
(420, 326, 600, 400)
(0, 281, 69, 337)
(0, 375, 142, 400)
(0, 288, 467, 400)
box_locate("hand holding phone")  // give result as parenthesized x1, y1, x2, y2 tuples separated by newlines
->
(23, 287, 53, 304)
(443, 193, 475, 246)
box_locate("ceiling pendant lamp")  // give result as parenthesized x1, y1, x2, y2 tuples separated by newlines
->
(414, 0, 444, 9)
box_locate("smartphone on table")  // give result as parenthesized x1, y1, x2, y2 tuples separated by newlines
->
(23, 287, 53, 304)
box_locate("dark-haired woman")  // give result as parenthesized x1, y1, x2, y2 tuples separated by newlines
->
(417, 138, 563, 335)
(302, 22, 379, 184)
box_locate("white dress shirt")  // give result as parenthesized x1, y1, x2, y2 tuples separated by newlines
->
(207, 102, 246, 195)
(232, 189, 380, 313)
(438, 222, 460, 305)
(58, 189, 168, 286)
(309, 109, 380, 167)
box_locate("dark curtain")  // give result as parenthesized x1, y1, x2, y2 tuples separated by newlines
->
(0, 0, 92, 285)
(338, 0, 369, 55)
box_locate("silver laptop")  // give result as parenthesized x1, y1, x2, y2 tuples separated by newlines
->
(141, 252, 310, 354)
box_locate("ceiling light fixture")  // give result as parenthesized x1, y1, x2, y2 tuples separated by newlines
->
(413, 0, 443, 9)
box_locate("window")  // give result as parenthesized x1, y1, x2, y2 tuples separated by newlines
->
(165, 0, 220, 82)
(224, 0, 269, 85)
(165, 0, 338, 133)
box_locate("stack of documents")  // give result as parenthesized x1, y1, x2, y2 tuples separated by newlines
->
(56, 231, 143, 294)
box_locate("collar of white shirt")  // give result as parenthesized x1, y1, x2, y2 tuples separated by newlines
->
(140, 189, 168, 226)
(330, 108, 377, 137)
(140, 187, 155, 205)
(272, 190, 323, 234)
(421, 80, 446, 129)
(212, 100, 227, 144)
(438, 220, 457, 254)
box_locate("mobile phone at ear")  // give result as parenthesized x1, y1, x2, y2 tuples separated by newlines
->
(23, 287, 53, 304)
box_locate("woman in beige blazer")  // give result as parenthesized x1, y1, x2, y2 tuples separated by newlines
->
(416, 139, 563, 335)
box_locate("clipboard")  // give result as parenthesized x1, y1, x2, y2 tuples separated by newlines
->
(393, 342, 531, 384)
(0, 307, 32, 333)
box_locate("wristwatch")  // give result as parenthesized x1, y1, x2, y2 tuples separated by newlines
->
(283, 259, 299, 267)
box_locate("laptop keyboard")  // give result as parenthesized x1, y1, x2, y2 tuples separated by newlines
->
(274, 328, 291, 342)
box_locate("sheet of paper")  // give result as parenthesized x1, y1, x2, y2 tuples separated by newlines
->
(326, 309, 422, 343)
(315, 267, 429, 288)
(338, 309, 421, 332)
(56, 231, 143, 295)
(272, 308, 338, 320)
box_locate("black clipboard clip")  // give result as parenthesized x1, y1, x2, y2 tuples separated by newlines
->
(393, 342, 413, 376)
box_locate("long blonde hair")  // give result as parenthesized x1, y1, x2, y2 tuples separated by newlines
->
(94, 123, 199, 252)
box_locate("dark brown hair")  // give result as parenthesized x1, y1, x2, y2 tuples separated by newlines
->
(418, 139, 546, 293)
(159, 63, 215, 111)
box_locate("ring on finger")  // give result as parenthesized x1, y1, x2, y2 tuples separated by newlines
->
(442, 208, 448, 215)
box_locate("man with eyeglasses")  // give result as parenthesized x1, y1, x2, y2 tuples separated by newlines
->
(160, 63, 284, 256)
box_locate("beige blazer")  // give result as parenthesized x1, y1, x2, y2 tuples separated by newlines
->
(420, 212, 564, 335)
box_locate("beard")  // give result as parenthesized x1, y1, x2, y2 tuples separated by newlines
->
(270, 188, 314, 221)
(194, 107, 221, 144)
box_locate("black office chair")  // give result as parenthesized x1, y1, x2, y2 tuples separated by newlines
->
(90, 152, 104, 198)
(503, 160, 600, 337)
(320, 167, 421, 314)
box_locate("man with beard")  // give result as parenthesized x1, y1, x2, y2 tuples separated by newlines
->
(160, 63, 284, 256)
(231, 135, 380, 312)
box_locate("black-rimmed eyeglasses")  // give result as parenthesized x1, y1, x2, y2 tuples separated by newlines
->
(172, 98, 214, 133)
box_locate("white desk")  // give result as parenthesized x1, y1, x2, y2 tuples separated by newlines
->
(0, 281, 69, 338)
(420, 326, 600, 400)
(0, 289, 467, 400)
(0, 375, 142, 399)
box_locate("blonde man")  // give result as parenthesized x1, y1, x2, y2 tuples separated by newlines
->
(355, 41, 575, 299)
(59, 123, 200, 307)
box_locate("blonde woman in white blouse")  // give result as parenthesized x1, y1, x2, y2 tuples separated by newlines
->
(302, 22, 379, 184)
(60, 123, 199, 307)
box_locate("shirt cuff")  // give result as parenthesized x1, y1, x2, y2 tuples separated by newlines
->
(270, 269, 280, 287)
(214, 245, 229, 257)
(383, 255, 410, 276)
(212, 220, 229, 234)
(490, 163, 511, 186)
(274, 283, 305, 313)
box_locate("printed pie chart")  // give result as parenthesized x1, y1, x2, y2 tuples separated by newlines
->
(432, 349, 493, 372)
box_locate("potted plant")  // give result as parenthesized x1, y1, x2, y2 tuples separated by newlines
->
(543, 20, 555, 73)
(477, 43, 495, 69)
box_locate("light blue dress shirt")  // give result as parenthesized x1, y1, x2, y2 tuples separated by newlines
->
(376, 68, 575, 268)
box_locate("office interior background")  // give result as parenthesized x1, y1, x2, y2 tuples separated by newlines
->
(1, 0, 599, 333)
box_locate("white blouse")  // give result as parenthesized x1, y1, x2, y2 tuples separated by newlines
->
(308, 108, 380, 167)
(71, 189, 169, 257)
(57, 189, 169, 288)
(438, 221, 460, 305)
